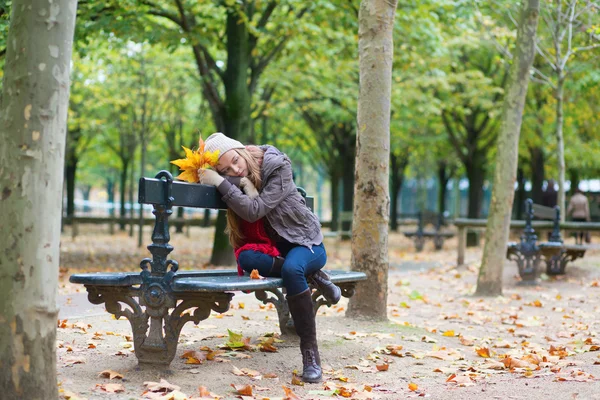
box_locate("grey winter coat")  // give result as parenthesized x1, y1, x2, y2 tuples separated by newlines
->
(216, 145, 324, 248)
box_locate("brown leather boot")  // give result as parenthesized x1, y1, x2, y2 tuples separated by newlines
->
(287, 289, 322, 383)
(309, 269, 341, 304)
(269, 256, 285, 276)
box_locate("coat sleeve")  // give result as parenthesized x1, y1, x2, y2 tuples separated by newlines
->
(216, 163, 294, 223)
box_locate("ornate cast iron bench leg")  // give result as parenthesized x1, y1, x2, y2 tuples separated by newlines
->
(546, 249, 586, 276)
(86, 285, 233, 365)
(414, 236, 425, 252)
(433, 235, 444, 251)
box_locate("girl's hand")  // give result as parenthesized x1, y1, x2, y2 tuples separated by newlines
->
(198, 169, 224, 187)
(240, 177, 259, 199)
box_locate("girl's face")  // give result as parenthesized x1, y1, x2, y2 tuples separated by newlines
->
(216, 150, 248, 177)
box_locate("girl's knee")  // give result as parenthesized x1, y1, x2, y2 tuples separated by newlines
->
(238, 250, 258, 273)
(281, 262, 304, 282)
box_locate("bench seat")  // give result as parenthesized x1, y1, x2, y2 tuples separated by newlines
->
(403, 231, 455, 238)
(70, 270, 365, 293)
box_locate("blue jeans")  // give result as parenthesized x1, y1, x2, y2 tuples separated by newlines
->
(237, 242, 327, 296)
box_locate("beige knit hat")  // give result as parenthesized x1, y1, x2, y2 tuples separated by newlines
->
(204, 132, 245, 159)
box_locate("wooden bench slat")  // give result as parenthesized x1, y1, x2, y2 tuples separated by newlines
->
(138, 177, 314, 211)
(173, 270, 367, 292)
(532, 204, 556, 220)
(139, 178, 228, 209)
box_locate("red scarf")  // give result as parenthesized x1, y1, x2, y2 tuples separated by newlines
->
(234, 219, 280, 276)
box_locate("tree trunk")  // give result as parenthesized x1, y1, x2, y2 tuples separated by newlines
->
(514, 167, 526, 219)
(0, 0, 77, 397)
(437, 161, 450, 215)
(107, 178, 115, 218)
(107, 177, 115, 235)
(529, 146, 545, 204)
(555, 75, 566, 221)
(209, 8, 252, 265)
(209, 210, 235, 265)
(465, 155, 486, 246)
(138, 56, 148, 248)
(341, 148, 355, 240)
(81, 185, 92, 213)
(476, 0, 540, 296)
(129, 157, 135, 237)
(65, 159, 77, 218)
(390, 153, 408, 231)
(569, 169, 579, 195)
(119, 162, 128, 230)
(347, 0, 397, 320)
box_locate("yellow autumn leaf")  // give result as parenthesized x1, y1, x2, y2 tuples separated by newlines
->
(170, 143, 220, 183)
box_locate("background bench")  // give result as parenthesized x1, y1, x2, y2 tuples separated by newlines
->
(402, 211, 455, 251)
(69, 170, 366, 366)
(507, 199, 586, 283)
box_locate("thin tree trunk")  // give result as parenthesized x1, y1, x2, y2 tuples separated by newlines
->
(347, 0, 397, 320)
(138, 55, 148, 248)
(330, 174, 340, 232)
(529, 146, 545, 203)
(129, 157, 135, 237)
(555, 75, 566, 221)
(0, 0, 77, 396)
(476, 0, 540, 296)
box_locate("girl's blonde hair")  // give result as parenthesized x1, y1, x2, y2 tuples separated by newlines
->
(225, 145, 265, 248)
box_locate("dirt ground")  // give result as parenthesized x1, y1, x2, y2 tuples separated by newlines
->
(56, 226, 600, 399)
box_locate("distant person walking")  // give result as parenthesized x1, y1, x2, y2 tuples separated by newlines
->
(567, 188, 591, 244)
(542, 179, 558, 208)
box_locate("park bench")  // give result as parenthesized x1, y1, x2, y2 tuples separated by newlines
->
(506, 199, 586, 284)
(69, 170, 366, 366)
(402, 211, 455, 252)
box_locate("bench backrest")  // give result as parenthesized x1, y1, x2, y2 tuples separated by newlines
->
(139, 171, 314, 211)
(137, 170, 315, 276)
(523, 199, 562, 243)
(417, 211, 445, 232)
(532, 204, 558, 221)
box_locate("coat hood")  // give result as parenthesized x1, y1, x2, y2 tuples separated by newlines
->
(260, 145, 290, 181)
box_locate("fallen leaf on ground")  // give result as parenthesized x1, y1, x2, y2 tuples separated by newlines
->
(282, 385, 301, 399)
(230, 384, 253, 396)
(144, 379, 180, 393)
(476, 347, 491, 358)
(98, 369, 123, 380)
(95, 383, 125, 393)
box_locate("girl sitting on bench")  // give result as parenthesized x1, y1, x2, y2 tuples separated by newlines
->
(197, 132, 340, 383)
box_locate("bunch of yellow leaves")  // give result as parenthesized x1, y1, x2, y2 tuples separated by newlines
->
(170, 138, 220, 183)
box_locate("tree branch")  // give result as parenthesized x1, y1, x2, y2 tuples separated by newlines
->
(441, 111, 468, 163)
